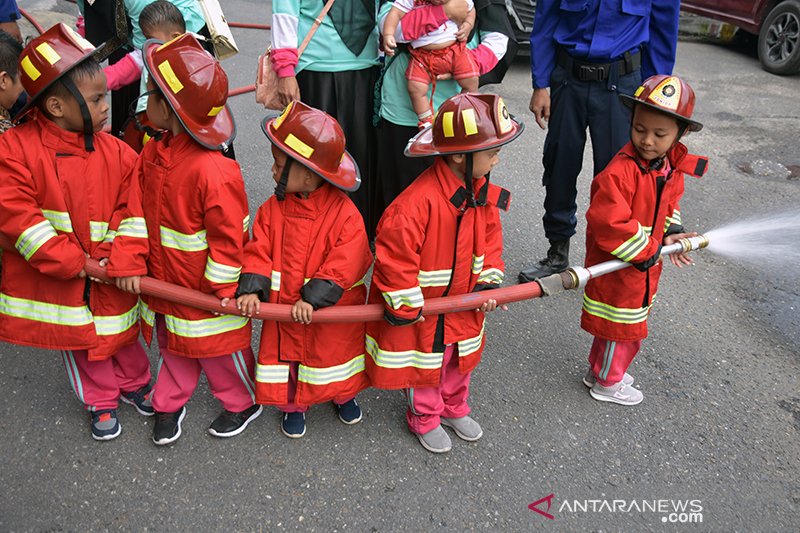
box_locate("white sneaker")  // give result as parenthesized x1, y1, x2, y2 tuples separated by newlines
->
(416, 425, 452, 453)
(589, 380, 643, 406)
(583, 369, 634, 388)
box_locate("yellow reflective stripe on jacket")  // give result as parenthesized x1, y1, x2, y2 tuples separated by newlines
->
(243, 215, 250, 233)
(16, 220, 59, 260)
(664, 209, 681, 232)
(298, 354, 365, 386)
(582, 294, 651, 324)
(642, 226, 653, 235)
(366, 335, 443, 369)
(271, 270, 281, 291)
(457, 324, 485, 357)
(90, 221, 109, 242)
(477, 268, 504, 285)
(611, 223, 649, 262)
(42, 209, 73, 232)
(164, 313, 249, 338)
(418, 269, 452, 288)
(382, 286, 424, 310)
(302, 277, 366, 290)
(139, 300, 155, 327)
(160, 226, 208, 252)
(255, 363, 290, 383)
(471, 254, 485, 275)
(117, 217, 148, 239)
(0, 293, 93, 326)
(94, 305, 139, 336)
(204, 257, 242, 285)
(103, 229, 117, 244)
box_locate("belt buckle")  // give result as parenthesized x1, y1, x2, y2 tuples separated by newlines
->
(579, 64, 607, 82)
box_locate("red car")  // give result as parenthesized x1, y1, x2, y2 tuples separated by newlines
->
(681, 0, 800, 75)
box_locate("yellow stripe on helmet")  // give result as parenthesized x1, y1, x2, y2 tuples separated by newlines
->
(36, 43, 61, 65)
(285, 133, 314, 159)
(462, 108, 478, 136)
(158, 60, 184, 94)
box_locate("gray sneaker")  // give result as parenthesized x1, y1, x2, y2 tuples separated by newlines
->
(583, 369, 634, 388)
(416, 425, 452, 453)
(590, 380, 643, 406)
(441, 415, 483, 441)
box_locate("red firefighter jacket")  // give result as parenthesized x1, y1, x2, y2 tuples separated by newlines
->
(582, 142, 708, 341)
(0, 113, 143, 360)
(237, 183, 372, 407)
(108, 132, 251, 357)
(366, 157, 509, 389)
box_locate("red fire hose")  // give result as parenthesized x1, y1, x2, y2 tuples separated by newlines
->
(228, 84, 256, 97)
(227, 22, 271, 30)
(19, 8, 45, 35)
(83, 258, 543, 323)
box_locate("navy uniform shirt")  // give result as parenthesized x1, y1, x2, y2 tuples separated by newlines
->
(529, 0, 680, 88)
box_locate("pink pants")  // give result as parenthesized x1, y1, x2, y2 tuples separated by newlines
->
(279, 361, 354, 413)
(405, 344, 471, 435)
(151, 315, 256, 413)
(588, 337, 642, 387)
(61, 341, 151, 412)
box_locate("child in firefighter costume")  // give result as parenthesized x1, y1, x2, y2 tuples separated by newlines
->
(235, 102, 372, 439)
(107, 34, 260, 445)
(367, 93, 523, 453)
(582, 75, 708, 406)
(0, 24, 153, 441)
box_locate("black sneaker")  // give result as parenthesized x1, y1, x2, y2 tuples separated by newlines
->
(208, 404, 263, 438)
(120, 384, 155, 416)
(335, 398, 363, 425)
(152, 406, 186, 446)
(280, 412, 306, 438)
(91, 409, 121, 441)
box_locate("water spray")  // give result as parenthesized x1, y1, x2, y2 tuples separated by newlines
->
(82, 234, 710, 323)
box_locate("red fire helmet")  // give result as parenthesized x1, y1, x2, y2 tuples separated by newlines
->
(261, 101, 360, 192)
(405, 92, 524, 157)
(620, 75, 703, 132)
(15, 22, 96, 120)
(143, 33, 235, 150)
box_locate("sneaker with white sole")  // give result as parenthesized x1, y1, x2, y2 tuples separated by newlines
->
(416, 425, 452, 453)
(335, 398, 363, 425)
(120, 385, 155, 416)
(153, 406, 186, 445)
(589, 380, 643, 406)
(441, 415, 483, 441)
(583, 369, 634, 388)
(281, 412, 306, 438)
(91, 409, 121, 441)
(208, 404, 263, 438)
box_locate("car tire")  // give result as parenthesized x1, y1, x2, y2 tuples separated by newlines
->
(758, 0, 800, 75)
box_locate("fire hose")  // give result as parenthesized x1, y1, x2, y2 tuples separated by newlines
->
(82, 235, 709, 323)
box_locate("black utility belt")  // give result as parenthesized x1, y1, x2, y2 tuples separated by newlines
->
(558, 49, 641, 82)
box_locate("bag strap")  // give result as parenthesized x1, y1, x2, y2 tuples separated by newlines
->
(298, 0, 337, 56)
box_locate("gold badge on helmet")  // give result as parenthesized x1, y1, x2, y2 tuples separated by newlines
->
(496, 96, 513, 134)
(647, 76, 682, 111)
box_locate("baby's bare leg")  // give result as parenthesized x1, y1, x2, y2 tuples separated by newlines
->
(457, 75, 479, 93)
(408, 79, 433, 117)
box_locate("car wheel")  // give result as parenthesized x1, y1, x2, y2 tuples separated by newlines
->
(758, 0, 800, 75)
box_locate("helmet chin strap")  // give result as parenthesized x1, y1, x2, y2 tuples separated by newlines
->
(275, 158, 292, 201)
(60, 76, 94, 152)
(464, 153, 475, 208)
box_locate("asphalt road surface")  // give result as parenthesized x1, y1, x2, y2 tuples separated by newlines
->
(3, 1, 799, 531)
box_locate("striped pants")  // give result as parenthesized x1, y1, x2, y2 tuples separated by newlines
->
(588, 337, 642, 387)
(151, 315, 256, 413)
(61, 341, 151, 412)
